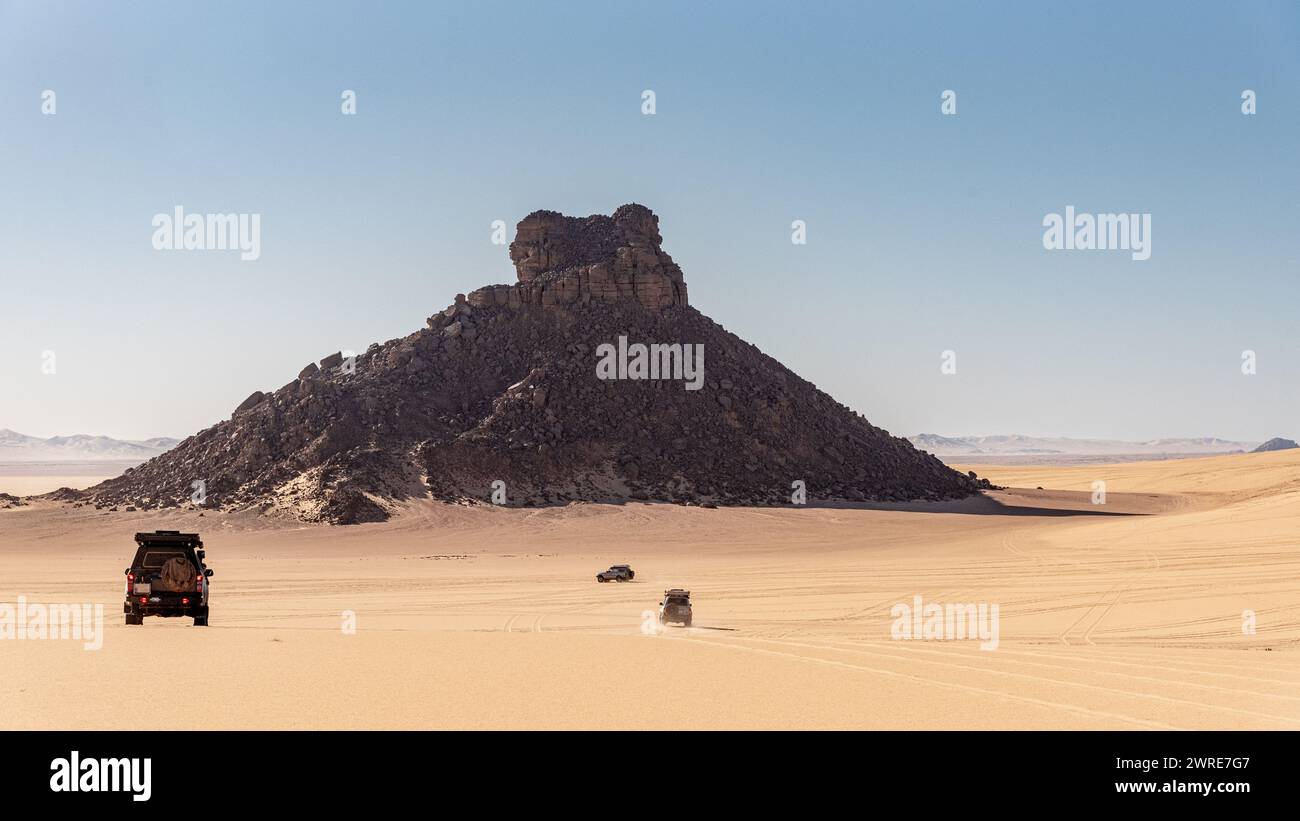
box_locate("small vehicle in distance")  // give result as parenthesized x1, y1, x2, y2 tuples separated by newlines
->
(658, 589, 692, 627)
(124, 530, 213, 626)
(596, 564, 634, 583)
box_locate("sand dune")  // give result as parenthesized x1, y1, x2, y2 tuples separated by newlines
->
(0, 450, 1296, 729)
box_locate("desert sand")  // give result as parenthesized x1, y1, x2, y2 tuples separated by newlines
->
(0, 449, 1297, 730)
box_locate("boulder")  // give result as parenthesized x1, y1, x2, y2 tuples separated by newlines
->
(233, 391, 265, 415)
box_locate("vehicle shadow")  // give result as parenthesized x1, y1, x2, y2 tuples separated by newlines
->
(798, 491, 1153, 517)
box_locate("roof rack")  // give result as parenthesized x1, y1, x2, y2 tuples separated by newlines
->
(135, 531, 202, 547)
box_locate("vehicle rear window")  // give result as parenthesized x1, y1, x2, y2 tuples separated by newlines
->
(667, 597, 689, 606)
(139, 550, 189, 568)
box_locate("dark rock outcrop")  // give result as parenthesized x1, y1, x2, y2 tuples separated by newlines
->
(80, 204, 986, 523)
(1252, 437, 1299, 453)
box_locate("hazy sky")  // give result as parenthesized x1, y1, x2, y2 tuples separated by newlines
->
(2, 1, 1297, 442)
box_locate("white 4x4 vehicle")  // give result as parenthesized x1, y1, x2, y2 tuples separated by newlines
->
(596, 564, 634, 582)
(658, 589, 692, 627)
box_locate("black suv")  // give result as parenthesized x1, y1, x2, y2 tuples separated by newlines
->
(124, 531, 213, 626)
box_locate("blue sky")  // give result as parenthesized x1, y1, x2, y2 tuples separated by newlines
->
(1, 0, 1297, 441)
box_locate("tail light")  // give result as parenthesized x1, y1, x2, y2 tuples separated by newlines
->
(182, 597, 190, 605)
(138, 596, 147, 604)
(196, 573, 204, 591)
(126, 571, 134, 595)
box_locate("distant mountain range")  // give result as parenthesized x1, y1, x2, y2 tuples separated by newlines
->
(908, 433, 1262, 457)
(2, 424, 1276, 465)
(0, 429, 179, 462)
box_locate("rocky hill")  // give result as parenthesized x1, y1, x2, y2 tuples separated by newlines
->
(1252, 437, 1299, 453)
(79, 204, 987, 523)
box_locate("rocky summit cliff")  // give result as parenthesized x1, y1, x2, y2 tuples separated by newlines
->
(81, 204, 987, 523)
(476, 203, 688, 310)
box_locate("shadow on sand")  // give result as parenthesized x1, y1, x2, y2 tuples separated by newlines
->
(800, 492, 1149, 517)
(434, 489, 1153, 518)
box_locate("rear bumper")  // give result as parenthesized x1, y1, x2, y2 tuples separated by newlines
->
(125, 599, 206, 618)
